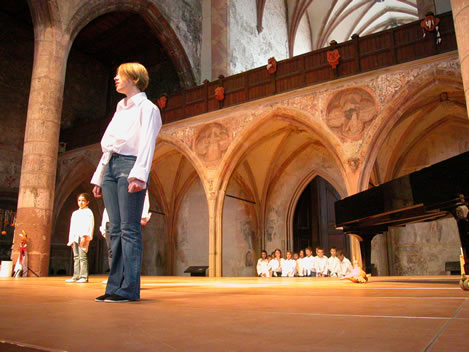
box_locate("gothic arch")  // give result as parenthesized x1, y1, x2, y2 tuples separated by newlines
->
(386, 113, 469, 181)
(151, 135, 209, 275)
(217, 106, 348, 197)
(358, 73, 465, 191)
(155, 134, 207, 190)
(286, 169, 347, 251)
(53, 156, 97, 227)
(65, 0, 195, 87)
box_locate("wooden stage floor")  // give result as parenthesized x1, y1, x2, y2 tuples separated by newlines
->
(0, 276, 468, 352)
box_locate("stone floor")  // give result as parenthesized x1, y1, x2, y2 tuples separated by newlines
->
(0, 276, 468, 352)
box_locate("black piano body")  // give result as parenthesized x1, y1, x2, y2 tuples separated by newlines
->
(335, 151, 469, 289)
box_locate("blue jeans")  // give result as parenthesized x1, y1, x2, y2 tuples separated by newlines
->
(102, 154, 146, 300)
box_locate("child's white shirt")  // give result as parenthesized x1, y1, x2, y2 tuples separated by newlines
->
(296, 257, 305, 276)
(302, 256, 316, 275)
(281, 259, 297, 277)
(269, 258, 282, 276)
(315, 256, 329, 275)
(328, 256, 340, 274)
(257, 258, 269, 276)
(68, 207, 94, 246)
(339, 257, 353, 277)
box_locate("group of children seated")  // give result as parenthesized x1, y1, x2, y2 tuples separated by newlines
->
(256, 247, 353, 278)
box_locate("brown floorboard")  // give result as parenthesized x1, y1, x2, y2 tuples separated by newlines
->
(0, 276, 467, 352)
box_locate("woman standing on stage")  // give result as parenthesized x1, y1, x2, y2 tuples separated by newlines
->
(91, 62, 161, 303)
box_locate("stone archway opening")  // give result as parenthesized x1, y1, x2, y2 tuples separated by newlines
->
(150, 141, 208, 276)
(60, 11, 183, 151)
(222, 116, 347, 276)
(292, 175, 349, 258)
(367, 81, 469, 276)
(50, 181, 105, 277)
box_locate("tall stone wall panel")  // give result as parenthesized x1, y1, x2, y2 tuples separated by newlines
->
(229, 0, 288, 74)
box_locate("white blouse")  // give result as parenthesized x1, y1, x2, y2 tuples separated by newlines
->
(269, 258, 282, 276)
(91, 92, 162, 187)
(256, 258, 269, 276)
(67, 207, 94, 246)
(281, 259, 297, 277)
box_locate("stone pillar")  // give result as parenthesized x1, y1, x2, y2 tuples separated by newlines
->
(207, 198, 218, 277)
(211, 0, 230, 78)
(452, 0, 469, 118)
(11, 27, 70, 276)
(417, 0, 436, 18)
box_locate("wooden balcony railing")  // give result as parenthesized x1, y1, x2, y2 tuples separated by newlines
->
(163, 11, 456, 124)
(61, 12, 457, 150)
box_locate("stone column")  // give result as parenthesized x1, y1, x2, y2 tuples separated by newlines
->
(207, 198, 218, 277)
(452, 0, 469, 118)
(417, 0, 436, 18)
(211, 0, 230, 78)
(11, 27, 70, 276)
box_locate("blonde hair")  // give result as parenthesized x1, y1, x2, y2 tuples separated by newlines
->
(118, 62, 149, 91)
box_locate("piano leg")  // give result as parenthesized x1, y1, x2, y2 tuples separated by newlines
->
(359, 234, 376, 275)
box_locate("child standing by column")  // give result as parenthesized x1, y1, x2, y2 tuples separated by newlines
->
(66, 193, 94, 283)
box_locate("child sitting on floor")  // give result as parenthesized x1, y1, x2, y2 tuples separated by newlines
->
(281, 251, 297, 277)
(303, 247, 316, 277)
(328, 247, 340, 277)
(257, 250, 269, 277)
(337, 250, 353, 278)
(315, 247, 328, 277)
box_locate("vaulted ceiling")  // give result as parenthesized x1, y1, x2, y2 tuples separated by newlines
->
(258, 0, 419, 55)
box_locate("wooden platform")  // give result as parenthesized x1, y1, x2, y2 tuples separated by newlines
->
(0, 276, 468, 351)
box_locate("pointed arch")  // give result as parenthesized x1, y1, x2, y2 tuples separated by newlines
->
(65, 0, 195, 87)
(53, 156, 97, 225)
(286, 168, 348, 251)
(288, 0, 314, 57)
(218, 106, 348, 197)
(358, 73, 465, 191)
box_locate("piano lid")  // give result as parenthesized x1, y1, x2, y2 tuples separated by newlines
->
(335, 151, 469, 228)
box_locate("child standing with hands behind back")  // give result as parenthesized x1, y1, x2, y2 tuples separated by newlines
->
(66, 193, 94, 283)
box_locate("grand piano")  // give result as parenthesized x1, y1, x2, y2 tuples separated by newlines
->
(335, 151, 469, 290)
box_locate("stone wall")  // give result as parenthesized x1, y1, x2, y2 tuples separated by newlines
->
(389, 219, 460, 275)
(142, 193, 167, 276)
(229, 0, 288, 74)
(0, 13, 33, 200)
(222, 179, 257, 277)
(153, 0, 202, 83)
(174, 179, 209, 276)
(62, 49, 110, 129)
